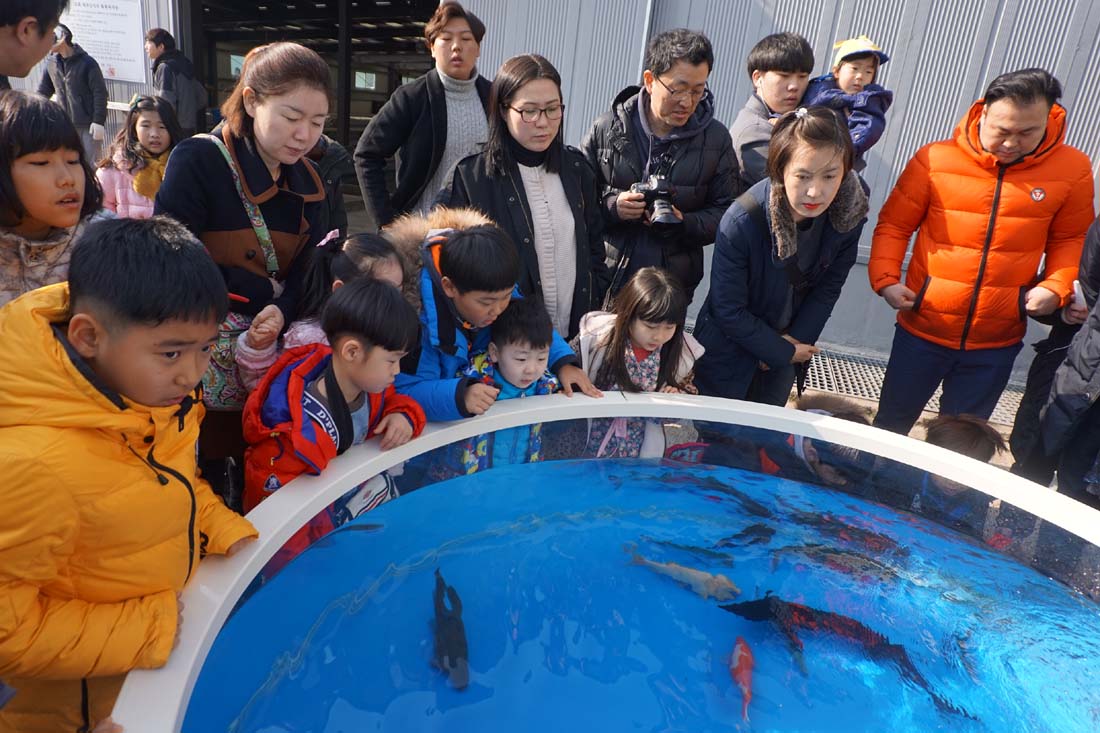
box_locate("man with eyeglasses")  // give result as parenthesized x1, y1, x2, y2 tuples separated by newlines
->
(0, 0, 68, 89)
(581, 28, 736, 302)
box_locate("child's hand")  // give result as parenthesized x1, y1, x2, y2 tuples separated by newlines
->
(226, 537, 253, 557)
(172, 592, 184, 650)
(248, 304, 285, 349)
(659, 385, 683, 394)
(376, 413, 414, 450)
(91, 717, 124, 732)
(557, 364, 603, 398)
(464, 382, 500, 415)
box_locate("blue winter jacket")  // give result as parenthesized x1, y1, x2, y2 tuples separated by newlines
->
(692, 177, 867, 400)
(394, 239, 579, 422)
(805, 75, 893, 164)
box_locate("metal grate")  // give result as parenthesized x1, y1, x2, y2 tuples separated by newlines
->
(805, 349, 1025, 426)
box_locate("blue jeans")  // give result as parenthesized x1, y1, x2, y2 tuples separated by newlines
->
(873, 325, 1022, 435)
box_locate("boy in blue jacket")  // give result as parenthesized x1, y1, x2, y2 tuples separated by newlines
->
(804, 35, 894, 172)
(396, 223, 599, 422)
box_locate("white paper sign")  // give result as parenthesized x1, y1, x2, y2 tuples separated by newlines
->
(61, 0, 148, 84)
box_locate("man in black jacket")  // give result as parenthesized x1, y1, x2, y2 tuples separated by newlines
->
(580, 28, 737, 302)
(145, 27, 205, 136)
(354, 1, 490, 229)
(37, 22, 107, 161)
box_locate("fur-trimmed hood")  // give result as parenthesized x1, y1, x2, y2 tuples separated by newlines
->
(768, 171, 868, 260)
(380, 206, 493, 311)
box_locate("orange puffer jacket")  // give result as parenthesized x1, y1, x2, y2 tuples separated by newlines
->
(869, 101, 1094, 350)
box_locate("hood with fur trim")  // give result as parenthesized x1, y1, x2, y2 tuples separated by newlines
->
(769, 171, 868, 260)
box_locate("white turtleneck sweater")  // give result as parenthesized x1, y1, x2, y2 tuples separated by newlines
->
(415, 67, 488, 214)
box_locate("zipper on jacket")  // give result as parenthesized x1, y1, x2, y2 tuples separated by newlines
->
(146, 447, 198, 582)
(78, 678, 90, 733)
(959, 165, 1008, 349)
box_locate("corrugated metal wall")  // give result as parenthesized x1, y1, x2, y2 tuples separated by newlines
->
(464, 0, 1100, 365)
(6, 0, 180, 149)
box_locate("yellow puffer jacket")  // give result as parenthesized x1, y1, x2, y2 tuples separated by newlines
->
(0, 284, 258, 733)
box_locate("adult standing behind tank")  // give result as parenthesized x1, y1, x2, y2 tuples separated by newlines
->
(36, 22, 107, 162)
(145, 27, 207, 137)
(581, 28, 737, 303)
(438, 54, 608, 339)
(354, 1, 490, 229)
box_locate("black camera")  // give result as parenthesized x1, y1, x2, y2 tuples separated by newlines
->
(630, 175, 679, 227)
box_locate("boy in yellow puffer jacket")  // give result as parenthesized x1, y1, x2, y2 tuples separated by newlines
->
(0, 217, 258, 733)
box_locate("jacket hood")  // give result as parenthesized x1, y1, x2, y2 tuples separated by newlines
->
(765, 171, 869, 260)
(381, 206, 494, 309)
(153, 48, 195, 79)
(612, 85, 716, 143)
(955, 99, 1068, 170)
(0, 283, 201, 435)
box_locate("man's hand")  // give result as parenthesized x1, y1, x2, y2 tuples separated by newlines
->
(782, 335, 819, 364)
(1025, 286, 1060, 317)
(89, 122, 106, 141)
(172, 593, 184, 650)
(557, 364, 603, 398)
(375, 413, 414, 450)
(464, 382, 499, 415)
(1062, 301, 1089, 325)
(880, 283, 917, 310)
(248, 304, 284, 349)
(615, 191, 647, 221)
(643, 204, 684, 227)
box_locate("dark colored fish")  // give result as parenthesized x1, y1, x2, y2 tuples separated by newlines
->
(432, 569, 469, 689)
(641, 535, 734, 565)
(772, 543, 900, 583)
(789, 510, 908, 557)
(694, 476, 775, 519)
(721, 593, 972, 719)
(716, 524, 776, 548)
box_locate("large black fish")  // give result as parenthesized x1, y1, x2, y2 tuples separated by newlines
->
(721, 593, 971, 718)
(432, 569, 469, 689)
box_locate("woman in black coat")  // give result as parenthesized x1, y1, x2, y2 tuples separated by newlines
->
(439, 54, 609, 339)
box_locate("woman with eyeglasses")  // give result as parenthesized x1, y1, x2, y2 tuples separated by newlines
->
(437, 54, 609, 339)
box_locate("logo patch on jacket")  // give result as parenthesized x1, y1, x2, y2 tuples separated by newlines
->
(264, 474, 282, 492)
(1031, 188, 1046, 202)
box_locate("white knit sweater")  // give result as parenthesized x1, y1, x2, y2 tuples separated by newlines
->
(517, 163, 576, 334)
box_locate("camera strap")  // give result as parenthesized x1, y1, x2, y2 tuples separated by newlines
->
(735, 191, 812, 295)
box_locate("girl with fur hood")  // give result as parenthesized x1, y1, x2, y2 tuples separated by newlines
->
(692, 107, 869, 405)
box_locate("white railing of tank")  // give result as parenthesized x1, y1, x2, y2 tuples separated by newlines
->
(111, 392, 1100, 730)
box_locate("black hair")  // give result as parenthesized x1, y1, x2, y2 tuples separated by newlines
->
(69, 217, 228, 326)
(644, 28, 714, 77)
(321, 277, 418, 352)
(54, 22, 72, 45)
(925, 414, 1006, 462)
(598, 267, 688, 392)
(100, 95, 185, 171)
(768, 106, 854, 180)
(0, 91, 102, 227)
(746, 32, 814, 79)
(438, 224, 519, 294)
(484, 54, 563, 176)
(299, 233, 405, 321)
(0, 0, 68, 31)
(424, 1, 486, 47)
(984, 68, 1062, 108)
(144, 28, 176, 51)
(491, 296, 553, 350)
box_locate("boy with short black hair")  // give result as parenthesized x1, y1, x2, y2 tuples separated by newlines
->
(243, 277, 427, 512)
(456, 297, 560, 472)
(730, 32, 814, 190)
(805, 35, 895, 172)
(0, 216, 257, 733)
(397, 222, 598, 422)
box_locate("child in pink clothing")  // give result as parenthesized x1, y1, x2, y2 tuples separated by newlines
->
(95, 95, 184, 219)
(236, 232, 407, 390)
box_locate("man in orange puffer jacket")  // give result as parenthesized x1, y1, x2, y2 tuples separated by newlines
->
(869, 68, 1094, 435)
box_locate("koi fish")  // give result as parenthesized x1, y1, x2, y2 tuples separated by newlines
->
(431, 569, 469, 689)
(628, 547, 740, 600)
(730, 636, 754, 721)
(721, 593, 971, 718)
(716, 523, 776, 547)
(640, 535, 735, 565)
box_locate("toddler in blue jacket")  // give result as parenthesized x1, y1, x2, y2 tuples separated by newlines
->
(805, 35, 894, 172)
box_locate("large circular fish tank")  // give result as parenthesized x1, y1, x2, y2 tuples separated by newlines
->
(111, 395, 1100, 732)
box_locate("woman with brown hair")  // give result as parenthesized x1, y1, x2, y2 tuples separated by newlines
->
(439, 53, 609, 339)
(154, 42, 331, 494)
(692, 106, 868, 405)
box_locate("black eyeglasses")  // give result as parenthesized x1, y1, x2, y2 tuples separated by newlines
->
(652, 75, 708, 102)
(506, 104, 565, 123)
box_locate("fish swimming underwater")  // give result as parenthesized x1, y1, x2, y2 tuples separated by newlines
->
(772, 543, 901, 584)
(628, 546, 740, 600)
(729, 636, 754, 721)
(716, 523, 776, 548)
(721, 593, 971, 718)
(788, 510, 908, 557)
(432, 569, 469, 689)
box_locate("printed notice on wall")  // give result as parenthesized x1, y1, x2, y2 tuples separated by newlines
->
(61, 0, 147, 84)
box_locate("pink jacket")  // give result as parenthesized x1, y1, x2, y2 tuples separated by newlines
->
(235, 319, 329, 391)
(96, 165, 155, 219)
